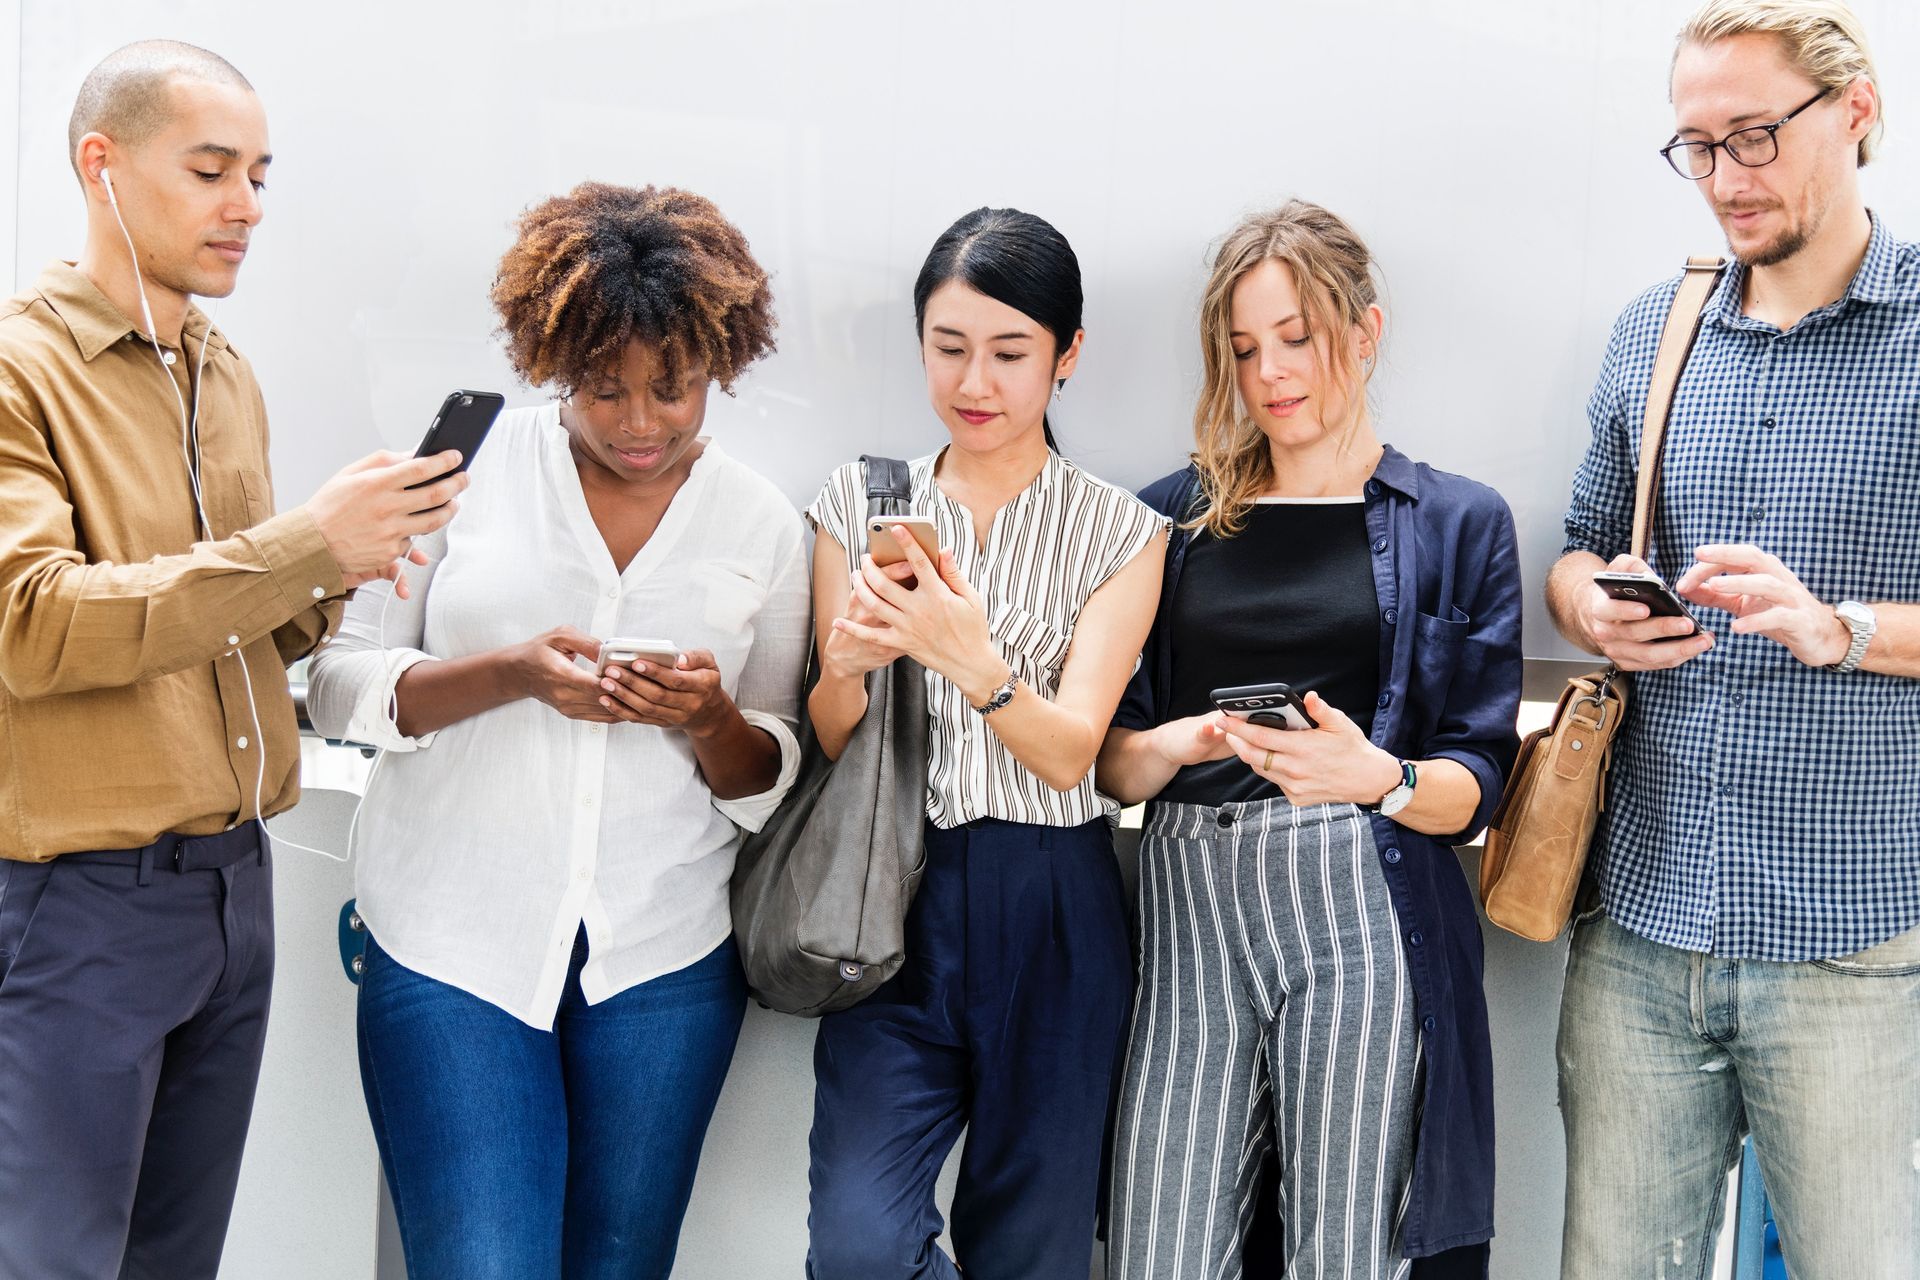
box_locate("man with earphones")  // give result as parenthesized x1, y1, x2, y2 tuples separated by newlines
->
(0, 40, 467, 1279)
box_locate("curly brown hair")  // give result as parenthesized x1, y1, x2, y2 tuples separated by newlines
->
(492, 182, 776, 397)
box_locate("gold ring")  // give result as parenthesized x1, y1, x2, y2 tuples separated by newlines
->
(1263, 749, 1275, 773)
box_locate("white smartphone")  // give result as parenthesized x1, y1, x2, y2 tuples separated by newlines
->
(866, 516, 940, 568)
(596, 637, 681, 677)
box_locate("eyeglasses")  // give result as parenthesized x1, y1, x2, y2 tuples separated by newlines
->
(1659, 89, 1832, 180)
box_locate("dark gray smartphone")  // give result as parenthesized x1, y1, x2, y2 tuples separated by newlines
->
(1593, 570, 1698, 640)
(409, 390, 504, 506)
(1210, 682, 1319, 731)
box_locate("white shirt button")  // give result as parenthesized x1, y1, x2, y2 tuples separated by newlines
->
(583, 794, 597, 808)
(227, 634, 240, 646)
(605, 586, 618, 600)
(236, 736, 250, 750)
(312, 586, 326, 599)
(588, 723, 603, 734)
(574, 867, 590, 883)
(161, 350, 177, 366)
(319, 633, 331, 646)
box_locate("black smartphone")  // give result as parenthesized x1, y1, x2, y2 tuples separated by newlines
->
(1592, 570, 1699, 640)
(408, 390, 505, 500)
(1210, 682, 1319, 731)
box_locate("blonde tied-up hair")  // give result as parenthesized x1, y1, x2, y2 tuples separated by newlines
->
(1191, 200, 1381, 539)
(1677, 0, 1884, 166)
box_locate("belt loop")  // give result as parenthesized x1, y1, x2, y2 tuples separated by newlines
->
(136, 843, 154, 887)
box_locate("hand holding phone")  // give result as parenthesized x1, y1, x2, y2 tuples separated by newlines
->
(410, 391, 504, 507)
(1581, 556, 1714, 671)
(867, 516, 940, 569)
(1210, 682, 1319, 731)
(1592, 570, 1698, 640)
(595, 637, 682, 678)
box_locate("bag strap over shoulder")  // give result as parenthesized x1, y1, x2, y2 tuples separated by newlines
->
(1630, 256, 1728, 562)
(860, 455, 912, 517)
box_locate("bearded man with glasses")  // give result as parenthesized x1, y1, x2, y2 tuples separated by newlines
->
(1544, 1, 1920, 1275)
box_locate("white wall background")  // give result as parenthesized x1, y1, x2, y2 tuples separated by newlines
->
(13, 0, 1917, 659)
(8, 1, 1910, 1275)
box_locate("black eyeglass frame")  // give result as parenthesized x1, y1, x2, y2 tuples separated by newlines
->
(1659, 89, 1833, 179)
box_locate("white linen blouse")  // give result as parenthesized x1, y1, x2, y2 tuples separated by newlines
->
(307, 404, 810, 1028)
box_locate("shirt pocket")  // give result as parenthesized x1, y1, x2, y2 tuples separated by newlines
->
(1408, 604, 1471, 731)
(696, 562, 769, 635)
(209, 467, 272, 538)
(991, 602, 1074, 687)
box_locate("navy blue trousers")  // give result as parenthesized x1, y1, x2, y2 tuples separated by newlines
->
(807, 816, 1134, 1280)
(0, 827, 272, 1280)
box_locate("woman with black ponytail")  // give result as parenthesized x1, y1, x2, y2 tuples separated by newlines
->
(800, 208, 1167, 1279)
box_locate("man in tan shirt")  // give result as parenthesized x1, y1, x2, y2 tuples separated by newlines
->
(0, 41, 469, 1279)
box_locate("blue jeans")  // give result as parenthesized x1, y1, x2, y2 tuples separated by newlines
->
(1558, 910, 1920, 1279)
(357, 931, 746, 1280)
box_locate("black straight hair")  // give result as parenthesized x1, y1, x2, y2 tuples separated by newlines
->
(912, 207, 1083, 454)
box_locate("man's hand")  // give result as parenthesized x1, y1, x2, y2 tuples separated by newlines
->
(1579, 554, 1715, 671)
(304, 451, 470, 599)
(1676, 544, 1850, 668)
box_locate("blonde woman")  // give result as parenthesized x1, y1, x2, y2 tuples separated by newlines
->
(1096, 201, 1521, 1279)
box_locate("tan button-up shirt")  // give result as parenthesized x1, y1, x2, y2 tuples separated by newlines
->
(0, 263, 345, 860)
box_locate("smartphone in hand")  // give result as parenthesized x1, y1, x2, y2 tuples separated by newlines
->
(596, 637, 681, 678)
(866, 516, 940, 568)
(1211, 682, 1319, 731)
(1593, 570, 1699, 640)
(409, 391, 505, 505)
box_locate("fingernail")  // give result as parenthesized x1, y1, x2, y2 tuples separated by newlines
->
(633, 661, 649, 673)
(601, 679, 616, 690)
(600, 697, 612, 707)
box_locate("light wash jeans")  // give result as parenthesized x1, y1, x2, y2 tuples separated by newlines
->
(1557, 910, 1920, 1280)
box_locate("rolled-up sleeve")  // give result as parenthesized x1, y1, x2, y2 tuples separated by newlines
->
(1424, 496, 1524, 844)
(1563, 315, 1636, 562)
(306, 529, 444, 753)
(712, 526, 812, 832)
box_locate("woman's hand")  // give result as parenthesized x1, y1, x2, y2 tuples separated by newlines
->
(508, 626, 622, 723)
(819, 560, 912, 681)
(836, 528, 1004, 698)
(597, 649, 737, 736)
(1152, 712, 1237, 769)
(1220, 691, 1402, 808)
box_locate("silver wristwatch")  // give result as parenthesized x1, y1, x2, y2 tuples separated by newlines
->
(973, 672, 1019, 716)
(1829, 601, 1877, 674)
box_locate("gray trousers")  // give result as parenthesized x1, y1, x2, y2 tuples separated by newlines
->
(1109, 799, 1420, 1280)
(0, 827, 273, 1280)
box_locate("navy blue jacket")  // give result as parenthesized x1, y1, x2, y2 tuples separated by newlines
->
(1115, 445, 1522, 1255)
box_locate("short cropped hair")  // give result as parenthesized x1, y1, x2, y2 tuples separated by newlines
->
(1677, 0, 1884, 166)
(491, 183, 777, 397)
(68, 40, 253, 179)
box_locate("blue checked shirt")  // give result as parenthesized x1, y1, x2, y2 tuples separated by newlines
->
(1564, 214, 1920, 962)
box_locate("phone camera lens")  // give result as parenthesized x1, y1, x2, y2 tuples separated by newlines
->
(460, 395, 473, 407)
(1622, 587, 1640, 597)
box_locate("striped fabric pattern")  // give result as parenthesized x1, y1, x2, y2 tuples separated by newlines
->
(808, 449, 1166, 829)
(1109, 799, 1420, 1280)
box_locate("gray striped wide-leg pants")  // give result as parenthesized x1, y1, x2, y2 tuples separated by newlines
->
(1108, 798, 1422, 1280)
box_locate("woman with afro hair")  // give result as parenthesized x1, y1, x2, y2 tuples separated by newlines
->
(309, 182, 811, 1279)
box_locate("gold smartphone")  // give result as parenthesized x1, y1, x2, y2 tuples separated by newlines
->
(866, 516, 940, 567)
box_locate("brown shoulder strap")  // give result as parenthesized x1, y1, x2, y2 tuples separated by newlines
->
(1631, 256, 1728, 562)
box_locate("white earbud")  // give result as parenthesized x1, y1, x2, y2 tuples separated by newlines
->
(99, 165, 115, 201)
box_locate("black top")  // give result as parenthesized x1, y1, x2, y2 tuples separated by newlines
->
(1159, 499, 1380, 804)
